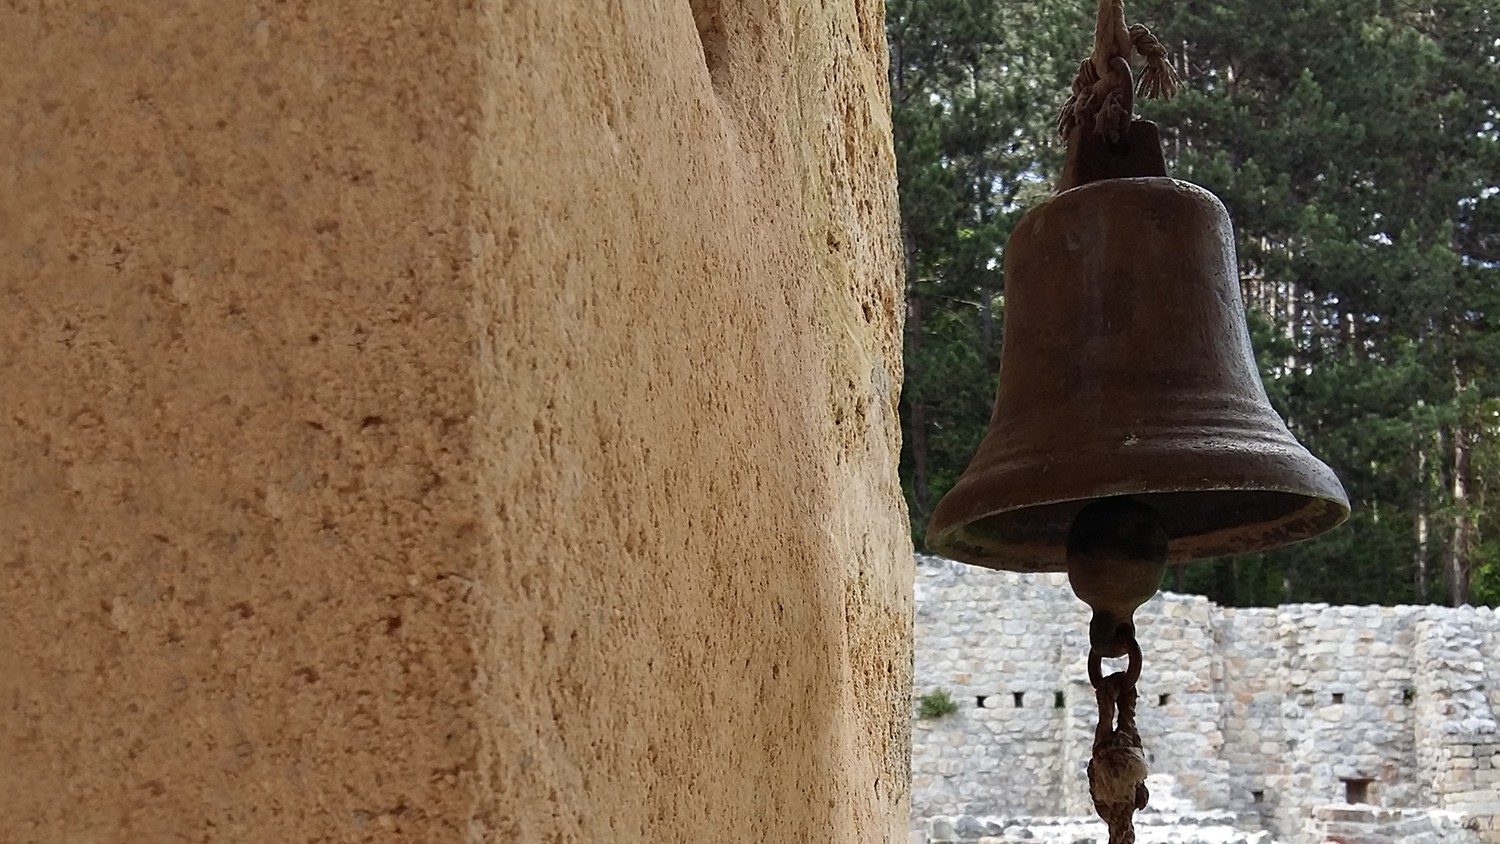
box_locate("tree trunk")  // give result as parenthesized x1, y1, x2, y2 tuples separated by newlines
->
(1212, 558, 1238, 606)
(1415, 444, 1430, 602)
(1446, 426, 1473, 606)
(905, 233, 931, 521)
(1415, 508, 1430, 603)
(909, 396, 931, 520)
(1283, 279, 1299, 372)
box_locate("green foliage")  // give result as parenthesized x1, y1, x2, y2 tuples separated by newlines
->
(890, 0, 1089, 539)
(917, 689, 960, 719)
(892, 0, 1500, 607)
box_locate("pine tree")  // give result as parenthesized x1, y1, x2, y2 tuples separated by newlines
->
(890, 0, 1084, 538)
(1135, 0, 1500, 606)
(890, 0, 1500, 608)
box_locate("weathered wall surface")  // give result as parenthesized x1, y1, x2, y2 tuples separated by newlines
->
(473, 0, 912, 841)
(911, 558, 1229, 821)
(912, 556, 1500, 843)
(0, 1, 911, 841)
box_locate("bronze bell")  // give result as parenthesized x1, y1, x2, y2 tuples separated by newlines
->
(926, 130, 1350, 575)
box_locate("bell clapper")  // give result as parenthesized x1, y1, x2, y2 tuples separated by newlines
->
(1068, 497, 1167, 843)
(1067, 497, 1169, 657)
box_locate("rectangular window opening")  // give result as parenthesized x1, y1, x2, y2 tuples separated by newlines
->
(1012, 691, 1025, 708)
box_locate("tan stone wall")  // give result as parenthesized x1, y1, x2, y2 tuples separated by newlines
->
(1, 1, 911, 841)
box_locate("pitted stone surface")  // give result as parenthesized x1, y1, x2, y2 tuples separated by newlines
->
(912, 556, 1500, 843)
(0, 2, 911, 841)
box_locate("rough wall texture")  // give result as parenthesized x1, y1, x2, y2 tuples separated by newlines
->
(0, 1, 911, 841)
(912, 556, 1500, 843)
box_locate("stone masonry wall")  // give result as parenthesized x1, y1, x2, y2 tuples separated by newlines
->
(1414, 610, 1500, 838)
(1218, 608, 1288, 829)
(1273, 605, 1426, 833)
(1, 2, 912, 841)
(913, 556, 1500, 842)
(911, 557, 1231, 820)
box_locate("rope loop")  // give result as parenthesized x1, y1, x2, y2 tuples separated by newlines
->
(1086, 634, 1149, 844)
(1088, 636, 1143, 689)
(1058, 1, 1180, 143)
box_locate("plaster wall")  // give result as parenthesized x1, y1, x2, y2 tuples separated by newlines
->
(1, 1, 912, 841)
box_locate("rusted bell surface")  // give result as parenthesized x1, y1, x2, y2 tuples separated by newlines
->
(926, 176, 1350, 572)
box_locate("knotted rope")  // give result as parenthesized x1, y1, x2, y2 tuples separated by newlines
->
(1129, 25, 1178, 102)
(1058, 1, 1180, 143)
(1087, 638, 1150, 844)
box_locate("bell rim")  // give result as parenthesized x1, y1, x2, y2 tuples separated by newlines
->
(926, 478, 1351, 574)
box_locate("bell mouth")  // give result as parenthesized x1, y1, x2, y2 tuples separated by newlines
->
(929, 488, 1350, 573)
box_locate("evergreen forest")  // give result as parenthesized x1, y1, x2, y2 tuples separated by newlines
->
(890, 0, 1500, 606)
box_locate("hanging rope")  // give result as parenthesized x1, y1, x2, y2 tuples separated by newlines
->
(1087, 638, 1150, 844)
(1058, 0, 1180, 143)
(1051, 2, 1182, 824)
